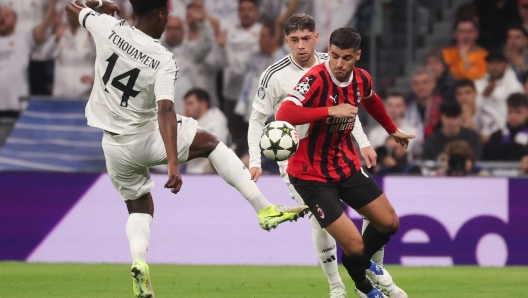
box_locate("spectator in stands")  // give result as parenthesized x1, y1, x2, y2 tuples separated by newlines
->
(47, 12, 95, 98)
(439, 140, 488, 176)
(258, 0, 300, 25)
(521, 154, 528, 175)
(483, 93, 528, 161)
(456, 3, 478, 23)
(236, 21, 286, 122)
(314, 0, 360, 53)
(505, 25, 528, 82)
(521, 0, 528, 33)
(405, 67, 443, 140)
(425, 48, 457, 102)
(473, 0, 520, 50)
(475, 51, 525, 141)
(455, 79, 479, 131)
(369, 92, 421, 160)
(186, 3, 223, 107)
(0, 2, 56, 116)
(523, 72, 528, 94)
(443, 19, 488, 81)
(215, 0, 261, 153)
(422, 102, 482, 161)
(372, 137, 422, 176)
(183, 89, 229, 174)
(163, 6, 214, 113)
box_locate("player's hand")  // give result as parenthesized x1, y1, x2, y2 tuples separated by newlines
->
(360, 146, 377, 168)
(249, 167, 262, 182)
(165, 162, 183, 194)
(389, 129, 415, 149)
(80, 75, 94, 84)
(327, 104, 358, 118)
(100, 0, 120, 17)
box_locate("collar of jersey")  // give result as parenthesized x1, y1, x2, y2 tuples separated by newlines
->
(131, 26, 160, 43)
(288, 53, 322, 71)
(324, 60, 354, 87)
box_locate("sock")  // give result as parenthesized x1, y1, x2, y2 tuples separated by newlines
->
(341, 251, 373, 294)
(362, 223, 391, 260)
(310, 216, 345, 291)
(126, 213, 152, 262)
(362, 218, 384, 267)
(209, 142, 272, 213)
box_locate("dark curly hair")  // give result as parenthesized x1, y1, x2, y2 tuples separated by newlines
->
(129, 0, 168, 16)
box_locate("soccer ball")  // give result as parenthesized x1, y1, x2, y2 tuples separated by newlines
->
(260, 121, 299, 161)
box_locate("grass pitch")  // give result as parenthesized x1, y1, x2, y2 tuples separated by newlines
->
(1, 262, 527, 297)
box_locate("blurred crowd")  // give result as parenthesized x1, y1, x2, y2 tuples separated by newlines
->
(0, 0, 527, 177)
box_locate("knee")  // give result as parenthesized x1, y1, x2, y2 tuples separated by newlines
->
(379, 215, 399, 235)
(340, 238, 364, 258)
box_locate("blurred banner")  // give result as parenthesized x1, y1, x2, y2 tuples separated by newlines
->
(1, 174, 527, 267)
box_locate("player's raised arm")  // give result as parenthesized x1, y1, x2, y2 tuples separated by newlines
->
(65, 0, 120, 26)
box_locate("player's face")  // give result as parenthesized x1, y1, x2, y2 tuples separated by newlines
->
(164, 17, 185, 47)
(411, 73, 436, 99)
(456, 86, 476, 107)
(507, 106, 528, 128)
(455, 21, 478, 46)
(507, 29, 528, 51)
(385, 96, 406, 120)
(238, 2, 259, 28)
(0, 7, 16, 35)
(328, 45, 361, 82)
(155, 6, 170, 39)
(285, 29, 318, 63)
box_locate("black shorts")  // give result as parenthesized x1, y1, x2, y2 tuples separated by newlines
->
(289, 168, 383, 228)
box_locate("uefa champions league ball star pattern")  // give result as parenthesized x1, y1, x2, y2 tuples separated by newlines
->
(260, 121, 299, 161)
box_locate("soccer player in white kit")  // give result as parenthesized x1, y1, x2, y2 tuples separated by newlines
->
(65, 1, 308, 297)
(248, 14, 408, 298)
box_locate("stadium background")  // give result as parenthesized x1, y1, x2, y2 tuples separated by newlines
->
(2, 0, 528, 297)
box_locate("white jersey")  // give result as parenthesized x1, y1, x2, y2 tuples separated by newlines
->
(79, 8, 178, 135)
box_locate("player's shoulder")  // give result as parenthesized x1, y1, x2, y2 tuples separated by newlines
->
(259, 55, 293, 87)
(304, 62, 327, 78)
(354, 67, 372, 80)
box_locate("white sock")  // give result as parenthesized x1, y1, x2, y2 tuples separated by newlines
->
(126, 213, 152, 262)
(209, 142, 272, 213)
(362, 217, 384, 267)
(311, 216, 345, 291)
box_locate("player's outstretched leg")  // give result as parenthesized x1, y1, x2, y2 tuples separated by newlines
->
(126, 193, 155, 298)
(187, 129, 309, 230)
(362, 218, 407, 298)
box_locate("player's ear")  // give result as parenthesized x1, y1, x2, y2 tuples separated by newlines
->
(356, 49, 362, 61)
(314, 31, 319, 44)
(327, 45, 331, 55)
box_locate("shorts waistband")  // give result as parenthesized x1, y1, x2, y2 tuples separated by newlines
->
(103, 130, 143, 145)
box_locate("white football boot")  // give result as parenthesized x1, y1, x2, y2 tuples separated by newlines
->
(365, 261, 408, 298)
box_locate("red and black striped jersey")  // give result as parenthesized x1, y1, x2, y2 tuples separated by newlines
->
(284, 61, 373, 183)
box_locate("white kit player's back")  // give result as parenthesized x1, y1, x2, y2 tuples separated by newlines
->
(79, 8, 178, 135)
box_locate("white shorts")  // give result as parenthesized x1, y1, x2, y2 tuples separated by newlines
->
(102, 115, 198, 201)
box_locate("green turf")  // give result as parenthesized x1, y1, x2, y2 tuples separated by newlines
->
(0, 262, 527, 297)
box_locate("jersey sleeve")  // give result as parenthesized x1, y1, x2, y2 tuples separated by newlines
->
(284, 73, 321, 107)
(154, 55, 178, 102)
(78, 8, 119, 40)
(358, 68, 373, 98)
(251, 71, 282, 115)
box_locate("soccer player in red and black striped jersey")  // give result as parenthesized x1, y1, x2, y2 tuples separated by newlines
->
(276, 27, 415, 298)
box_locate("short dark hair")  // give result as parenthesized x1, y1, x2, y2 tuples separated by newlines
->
(262, 20, 277, 38)
(329, 27, 361, 50)
(455, 79, 476, 91)
(440, 102, 462, 118)
(507, 24, 528, 39)
(129, 0, 168, 16)
(423, 48, 447, 66)
(386, 91, 405, 100)
(184, 88, 211, 108)
(239, 0, 258, 7)
(454, 18, 478, 31)
(507, 93, 528, 108)
(284, 13, 315, 36)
